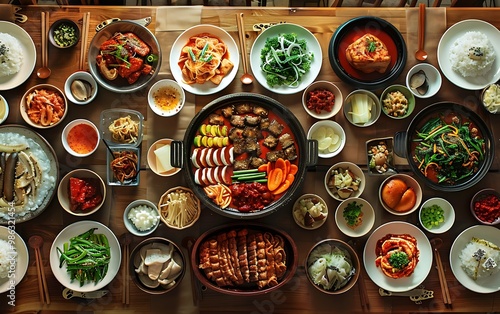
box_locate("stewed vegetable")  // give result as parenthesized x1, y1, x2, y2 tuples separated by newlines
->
(412, 113, 485, 185)
(57, 228, 111, 287)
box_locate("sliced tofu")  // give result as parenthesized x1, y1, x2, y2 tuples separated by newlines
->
(154, 144, 173, 173)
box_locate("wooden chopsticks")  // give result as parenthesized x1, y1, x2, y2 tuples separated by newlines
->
(122, 240, 130, 305)
(434, 249, 452, 305)
(357, 268, 370, 309)
(236, 13, 248, 76)
(79, 12, 90, 71)
(30, 236, 50, 305)
(40, 12, 47, 71)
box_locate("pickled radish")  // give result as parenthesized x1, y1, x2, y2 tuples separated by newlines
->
(311, 125, 342, 154)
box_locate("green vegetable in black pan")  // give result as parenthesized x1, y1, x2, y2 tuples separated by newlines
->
(57, 228, 111, 287)
(412, 113, 485, 185)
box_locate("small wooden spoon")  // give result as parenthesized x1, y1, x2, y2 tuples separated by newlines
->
(415, 3, 428, 61)
(37, 12, 51, 79)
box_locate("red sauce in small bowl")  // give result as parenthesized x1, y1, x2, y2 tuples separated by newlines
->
(67, 123, 98, 154)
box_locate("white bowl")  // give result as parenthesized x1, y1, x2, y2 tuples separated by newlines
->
(335, 197, 375, 238)
(0, 94, 8, 124)
(307, 120, 345, 158)
(147, 138, 181, 177)
(148, 79, 185, 117)
(57, 169, 106, 216)
(324, 162, 365, 201)
(64, 71, 98, 105)
(302, 81, 343, 119)
(379, 174, 422, 216)
(124, 199, 160, 237)
(343, 89, 381, 127)
(50, 220, 121, 292)
(61, 119, 100, 157)
(419, 197, 455, 234)
(406, 63, 442, 99)
(292, 194, 328, 230)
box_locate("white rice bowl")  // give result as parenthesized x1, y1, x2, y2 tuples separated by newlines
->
(0, 33, 23, 77)
(0, 132, 56, 219)
(0, 238, 16, 278)
(459, 237, 500, 280)
(449, 31, 495, 78)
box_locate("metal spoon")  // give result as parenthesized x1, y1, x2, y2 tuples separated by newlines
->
(37, 12, 51, 79)
(237, 13, 254, 85)
(415, 3, 428, 61)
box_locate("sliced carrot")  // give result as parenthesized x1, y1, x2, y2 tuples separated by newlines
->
(268, 168, 283, 191)
(275, 158, 286, 171)
(266, 161, 273, 177)
(284, 160, 291, 176)
(258, 163, 269, 173)
(272, 180, 291, 195)
(286, 173, 295, 182)
(289, 164, 298, 175)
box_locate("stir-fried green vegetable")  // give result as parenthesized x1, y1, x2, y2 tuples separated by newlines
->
(412, 113, 485, 185)
(57, 228, 111, 287)
(260, 33, 313, 88)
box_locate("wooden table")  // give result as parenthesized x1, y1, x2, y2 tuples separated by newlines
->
(1, 5, 499, 314)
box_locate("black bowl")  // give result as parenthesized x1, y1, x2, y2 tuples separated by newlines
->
(49, 19, 80, 49)
(171, 93, 317, 219)
(394, 102, 495, 192)
(328, 16, 407, 90)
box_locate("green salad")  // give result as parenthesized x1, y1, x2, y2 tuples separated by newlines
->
(260, 33, 314, 88)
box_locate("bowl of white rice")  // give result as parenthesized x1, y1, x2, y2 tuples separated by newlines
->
(0, 21, 37, 91)
(438, 19, 500, 90)
(0, 32, 23, 78)
(0, 226, 28, 293)
(450, 225, 500, 293)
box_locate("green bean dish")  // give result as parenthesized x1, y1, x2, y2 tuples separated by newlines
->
(412, 112, 485, 185)
(57, 228, 111, 287)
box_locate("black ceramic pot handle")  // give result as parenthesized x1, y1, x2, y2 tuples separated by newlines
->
(170, 140, 184, 169)
(393, 131, 407, 158)
(306, 139, 319, 168)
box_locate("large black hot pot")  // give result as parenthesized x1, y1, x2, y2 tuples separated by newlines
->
(394, 102, 495, 192)
(171, 93, 317, 219)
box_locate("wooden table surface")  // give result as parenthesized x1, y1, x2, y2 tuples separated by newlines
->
(1, 4, 500, 314)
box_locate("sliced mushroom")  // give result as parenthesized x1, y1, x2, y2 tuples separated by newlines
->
(98, 59, 118, 81)
(409, 70, 429, 95)
(337, 187, 354, 199)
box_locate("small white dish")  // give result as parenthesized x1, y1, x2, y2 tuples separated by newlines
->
(379, 174, 422, 216)
(0, 94, 8, 124)
(343, 89, 381, 127)
(64, 71, 98, 105)
(61, 119, 100, 157)
(419, 197, 455, 234)
(335, 197, 375, 238)
(324, 162, 365, 201)
(302, 81, 343, 119)
(307, 120, 345, 158)
(147, 138, 181, 177)
(58, 169, 106, 216)
(406, 63, 442, 98)
(124, 199, 160, 237)
(292, 194, 328, 230)
(148, 79, 185, 117)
